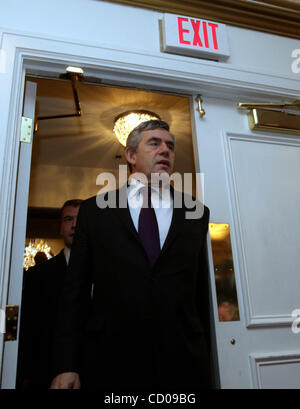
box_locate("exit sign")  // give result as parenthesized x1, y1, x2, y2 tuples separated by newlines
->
(162, 13, 230, 61)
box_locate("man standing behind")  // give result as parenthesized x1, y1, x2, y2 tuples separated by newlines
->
(51, 120, 212, 391)
(17, 199, 83, 389)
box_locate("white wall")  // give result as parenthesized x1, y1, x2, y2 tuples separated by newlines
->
(1, 0, 299, 78)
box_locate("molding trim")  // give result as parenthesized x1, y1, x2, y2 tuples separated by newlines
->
(105, 0, 300, 39)
(0, 29, 299, 101)
(224, 131, 300, 329)
(250, 352, 300, 388)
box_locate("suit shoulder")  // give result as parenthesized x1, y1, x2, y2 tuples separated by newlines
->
(47, 250, 66, 267)
(80, 195, 98, 209)
(26, 250, 65, 277)
(77, 196, 100, 217)
(203, 204, 210, 220)
(80, 192, 114, 209)
(175, 190, 209, 221)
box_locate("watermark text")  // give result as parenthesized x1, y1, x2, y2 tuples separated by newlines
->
(96, 166, 205, 219)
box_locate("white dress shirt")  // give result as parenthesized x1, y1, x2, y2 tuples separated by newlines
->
(127, 178, 173, 249)
(63, 247, 71, 265)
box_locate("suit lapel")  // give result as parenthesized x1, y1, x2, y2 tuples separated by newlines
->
(112, 184, 142, 245)
(159, 188, 185, 257)
(110, 184, 185, 265)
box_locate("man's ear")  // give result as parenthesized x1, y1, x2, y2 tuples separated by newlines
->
(124, 146, 136, 167)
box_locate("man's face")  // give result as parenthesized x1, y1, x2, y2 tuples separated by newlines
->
(60, 205, 80, 249)
(125, 128, 175, 180)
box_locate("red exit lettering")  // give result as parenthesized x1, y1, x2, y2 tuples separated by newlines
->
(177, 17, 219, 50)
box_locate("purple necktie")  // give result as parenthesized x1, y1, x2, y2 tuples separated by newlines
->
(138, 186, 161, 265)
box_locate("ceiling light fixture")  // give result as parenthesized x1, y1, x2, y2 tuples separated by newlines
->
(24, 239, 52, 270)
(113, 110, 161, 146)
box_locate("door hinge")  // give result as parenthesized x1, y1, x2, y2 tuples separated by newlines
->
(20, 116, 33, 143)
(4, 305, 19, 341)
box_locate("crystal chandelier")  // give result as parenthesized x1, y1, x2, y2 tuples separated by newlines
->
(113, 110, 161, 146)
(24, 239, 52, 270)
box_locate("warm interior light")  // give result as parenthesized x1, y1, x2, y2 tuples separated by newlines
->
(113, 110, 161, 146)
(24, 239, 52, 270)
(209, 223, 230, 241)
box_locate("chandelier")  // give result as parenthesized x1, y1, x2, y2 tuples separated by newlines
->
(24, 239, 52, 270)
(113, 110, 161, 146)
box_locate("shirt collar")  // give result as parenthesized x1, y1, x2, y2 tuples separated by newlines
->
(64, 247, 71, 265)
(127, 175, 172, 208)
(127, 174, 171, 196)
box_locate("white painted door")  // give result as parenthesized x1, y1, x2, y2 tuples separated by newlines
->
(2, 81, 299, 390)
(191, 95, 300, 388)
(1, 81, 37, 389)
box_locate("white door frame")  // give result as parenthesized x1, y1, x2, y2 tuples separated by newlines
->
(1, 81, 37, 389)
(0, 29, 299, 387)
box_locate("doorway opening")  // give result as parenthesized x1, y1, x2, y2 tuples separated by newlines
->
(16, 74, 198, 389)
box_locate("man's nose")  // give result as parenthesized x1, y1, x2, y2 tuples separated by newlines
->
(158, 142, 170, 155)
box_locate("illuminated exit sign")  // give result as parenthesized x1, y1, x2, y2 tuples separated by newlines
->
(162, 13, 230, 61)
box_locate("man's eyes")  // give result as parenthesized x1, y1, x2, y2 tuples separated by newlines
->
(149, 141, 174, 150)
(64, 217, 73, 222)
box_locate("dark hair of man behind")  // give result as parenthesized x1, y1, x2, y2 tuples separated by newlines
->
(60, 199, 83, 216)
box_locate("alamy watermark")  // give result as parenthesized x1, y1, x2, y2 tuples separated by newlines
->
(96, 165, 205, 219)
(291, 49, 300, 74)
(291, 309, 300, 334)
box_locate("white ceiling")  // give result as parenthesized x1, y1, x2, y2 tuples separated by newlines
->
(29, 76, 196, 175)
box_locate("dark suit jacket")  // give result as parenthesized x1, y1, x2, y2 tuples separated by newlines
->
(53, 186, 211, 390)
(17, 250, 67, 389)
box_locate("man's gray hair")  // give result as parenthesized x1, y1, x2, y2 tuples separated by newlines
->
(126, 119, 174, 151)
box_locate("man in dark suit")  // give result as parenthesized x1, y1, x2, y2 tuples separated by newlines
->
(51, 120, 211, 391)
(17, 199, 83, 389)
